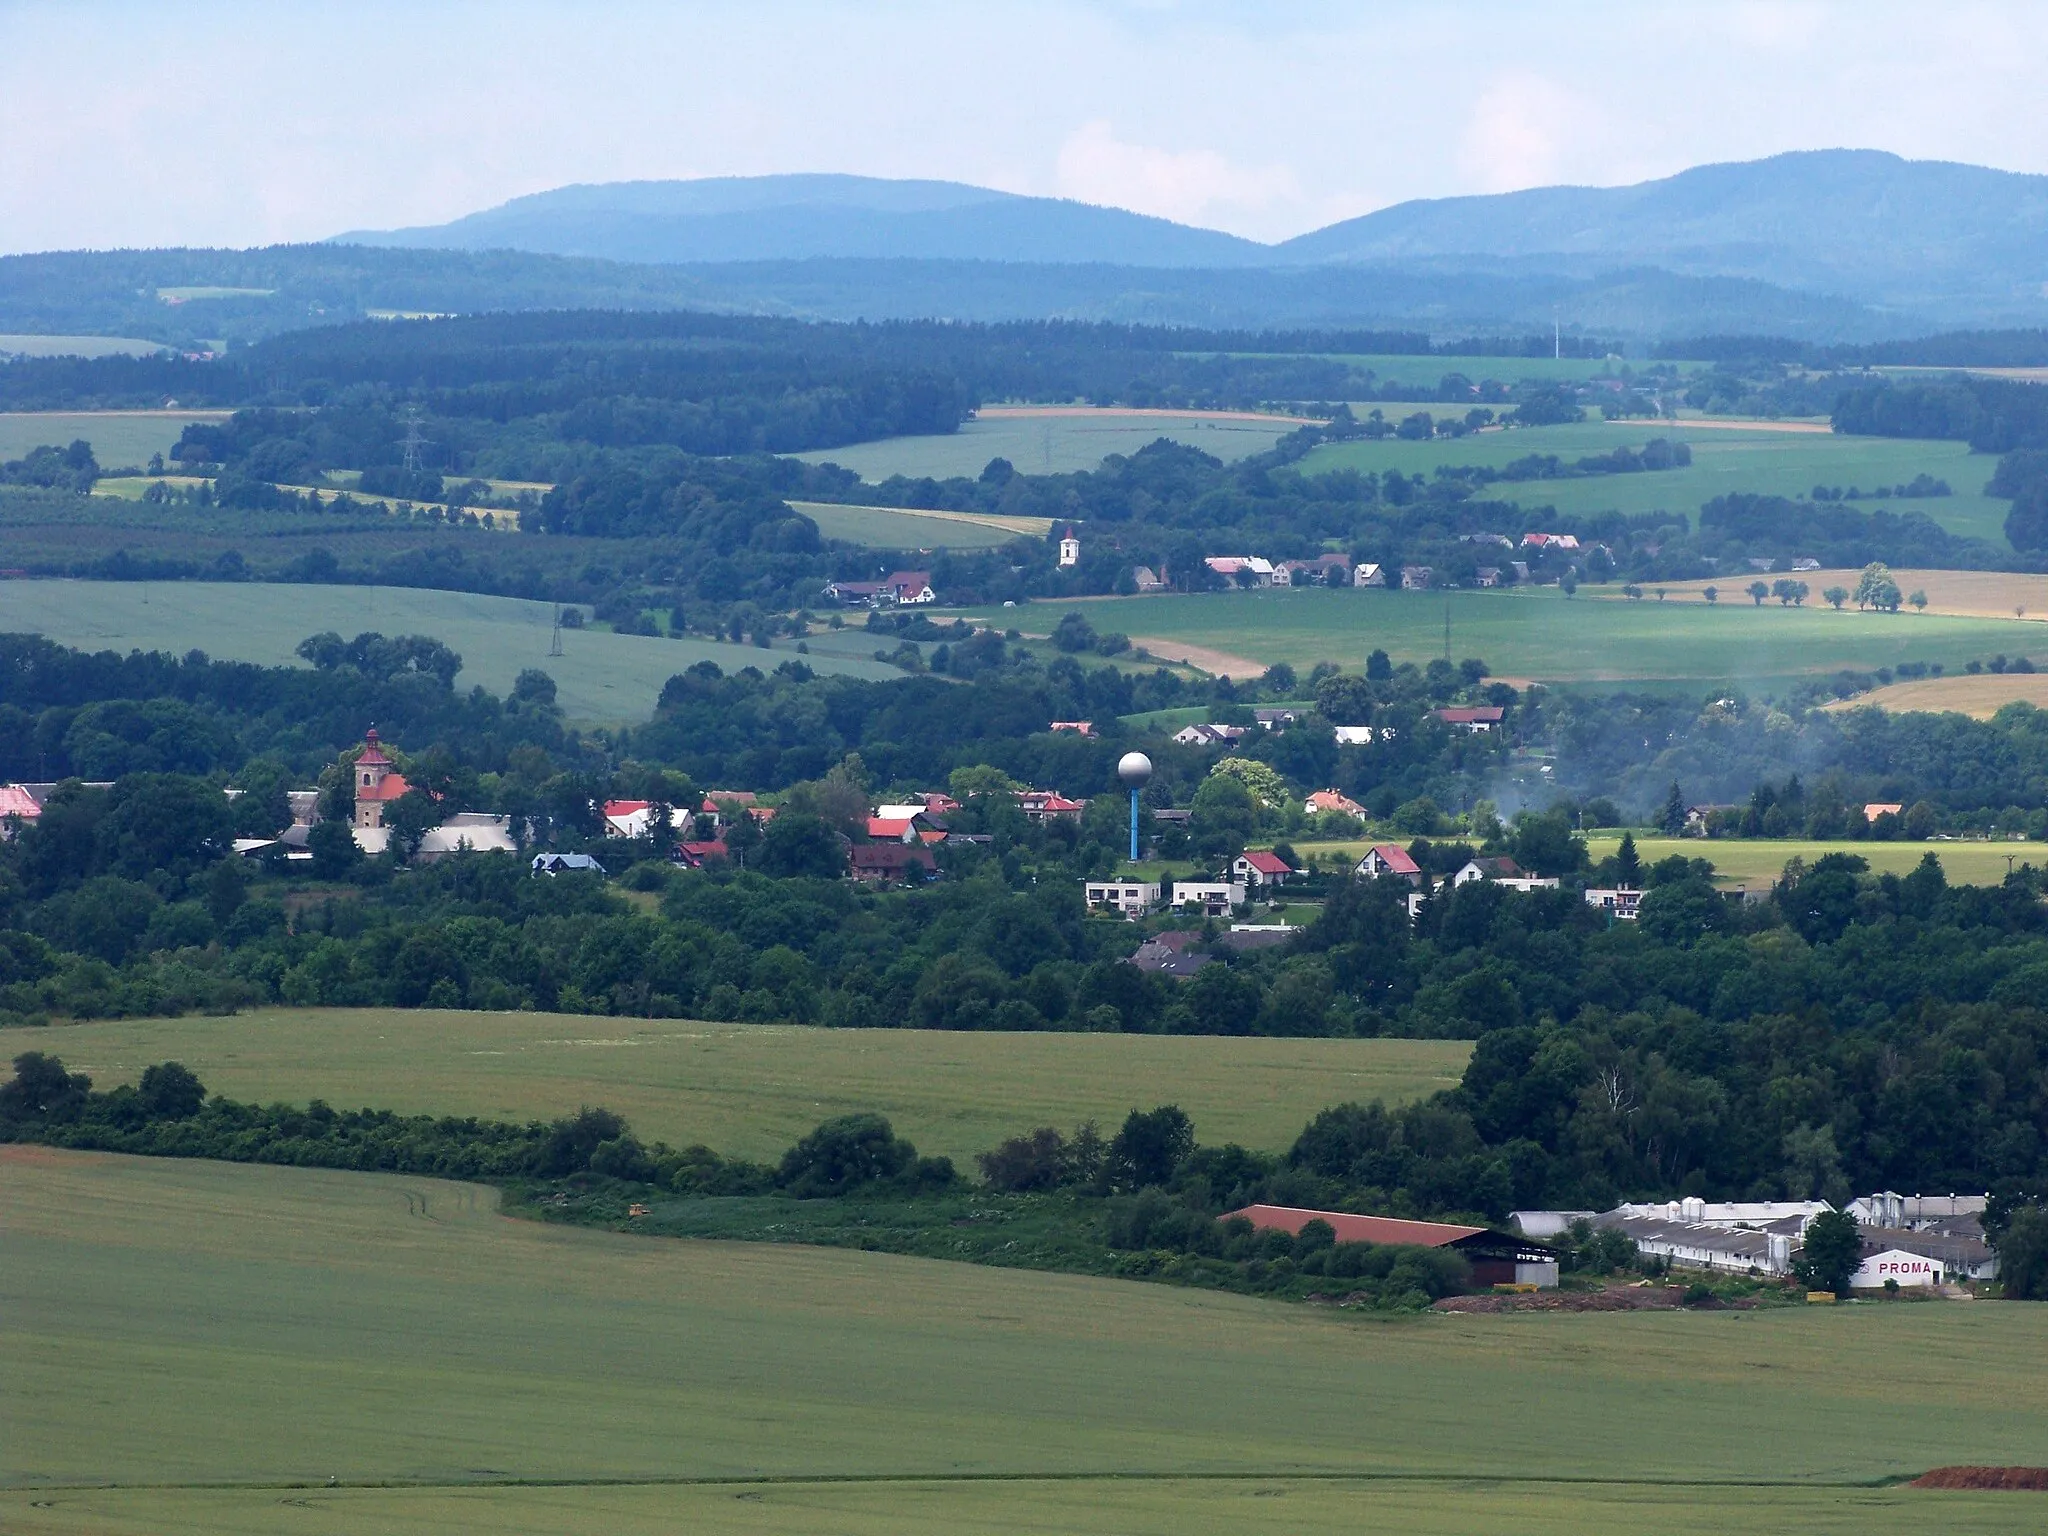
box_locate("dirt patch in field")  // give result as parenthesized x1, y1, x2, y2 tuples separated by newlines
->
(1433, 1284, 1755, 1314)
(1911, 1467, 2048, 1490)
(1129, 636, 1267, 679)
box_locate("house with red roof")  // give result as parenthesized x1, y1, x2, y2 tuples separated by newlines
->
(1231, 849, 1296, 889)
(1306, 789, 1367, 820)
(850, 842, 937, 884)
(674, 840, 729, 869)
(1432, 705, 1505, 732)
(1016, 789, 1086, 824)
(1354, 843, 1423, 884)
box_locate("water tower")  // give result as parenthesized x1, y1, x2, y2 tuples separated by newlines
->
(1117, 751, 1153, 863)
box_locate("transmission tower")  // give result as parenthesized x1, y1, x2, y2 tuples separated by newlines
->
(399, 406, 431, 473)
(549, 605, 565, 658)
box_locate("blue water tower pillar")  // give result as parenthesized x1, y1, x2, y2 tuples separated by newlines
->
(1118, 751, 1153, 864)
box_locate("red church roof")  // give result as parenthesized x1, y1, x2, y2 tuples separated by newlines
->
(357, 727, 393, 767)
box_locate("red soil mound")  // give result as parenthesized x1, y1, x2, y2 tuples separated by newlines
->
(1912, 1467, 2048, 1490)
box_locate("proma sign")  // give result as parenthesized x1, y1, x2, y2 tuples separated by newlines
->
(1851, 1249, 1943, 1289)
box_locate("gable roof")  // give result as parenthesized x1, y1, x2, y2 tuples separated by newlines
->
(1433, 706, 1505, 725)
(1359, 843, 1420, 875)
(1237, 850, 1293, 875)
(850, 842, 935, 874)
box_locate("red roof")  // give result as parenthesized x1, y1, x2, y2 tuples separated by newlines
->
(603, 799, 651, 818)
(1434, 706, 1505, 724)
(0, 784, 43, 820)
(1225, 1204, 1485, 1249)
(1363, 843, 1421, 875)
(867, 816, 916, 841)
(356, 727, 393, 767)
(356, 771, 411, 804)
(676, 839, 728, 866)
(850, 843, 936, 876)
(1238, 850, 1293, 875)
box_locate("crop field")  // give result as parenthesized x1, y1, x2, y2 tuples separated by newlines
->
(791, 406, 1316, 481)
(0, 409, 232, 466)
(790, 499, 1052, 548)
(1298, 419, 2009, 545)
(1623, 568, 2048, 625)
(0, 335, 169, 360)
(0, 1010, 1469, 1164)
(0, 580, 897, 721)
(6, 1149, 2048, 1534)
(1576, 834, 2040, 888)
(960, 587, 2048, 688)
(1833, 672, 2048, 717)
(1208, 351, 1667, 385)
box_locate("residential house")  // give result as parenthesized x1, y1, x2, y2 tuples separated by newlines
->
(849, 843, 937, 884)
(1171, 880, 1247, 916)
(601, 799, 658, 839)
(1016, 789, 1086, 824)
(1864, 802, 1905, 822)
(1354, 844, 1423, 884)
(1279, 553, 1351, 587)
(1331, 725, 1376, 746)
(1474, 566, 1502, 588)
(1400, 565, 1434, 590)
(1305, 789, 1367, 819)
(532, 852, 606, 876)
(1231, 849, 1295, 888)
(1450, 856, 1558, 892)
(1583, 887, 1643, 919)
(1252, 707, 1297, 730)
(1791, 557, 1822, 572)
(673, 840, 729, 869)
(1432, 705, 1505, 731)
(1353, 562, 1383, 586)
(1084, 878, 1160, 917)
(881, 570, 936, 605)
(1171, 722, 1245, 748)
(1126, 930, 1212, 977)
(1460, 532, 1514, 548)
(823, 578, 886, 603)
(1520, 532, 1581, 551)
(1509, 561, 1531, 582)
(1204, 555, 1275, 587)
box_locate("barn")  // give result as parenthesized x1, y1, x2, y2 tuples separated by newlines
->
(1225, 1204, 1559, 1288)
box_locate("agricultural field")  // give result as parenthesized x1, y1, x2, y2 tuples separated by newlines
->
(0, 409, 231, 466)
(0, 579, 898, 721)
(1300, 419, 2011, 547)
(1578, 834, 2041, 889)
(1202, 351, 1671, 386)
(0, 335, 168, 360)
(790, 405, 1318, 482)
(0, 1010, 1468, 1165)
(6, 1148, 2048, 1534)
(790, 499, 1052, 549)
(960, 587, 2048, 689)
(1622, 568, 2048, 625)
(1832, 672, 2048, 717)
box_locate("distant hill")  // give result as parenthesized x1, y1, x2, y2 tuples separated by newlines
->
(336, 174, 1268, 268)
(1276, 150, 2048, 322)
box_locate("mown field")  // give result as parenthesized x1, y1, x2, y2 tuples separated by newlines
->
(791, 406, 1313, 481)
(964, 587, 2048, 687)
(5, 1148, 2047, 1534)
(1298, 419, 2010, 546)
(790, 499, 1052, 549)
(0, 579, 897, 721)
(1578, 835, 2041, 888)
(1836, 673, 2048, 717)
(0, 1010, 1468, 1165)
(0, 409, 231, 466)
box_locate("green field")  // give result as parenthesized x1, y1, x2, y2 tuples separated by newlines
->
(0, 336, 169, 361)
(0, 1009, 1468, 1165)
(6, 1148, 2047, 1534)
(1583, 835, 2041, 888)
(1298, 420, 2010, 546)
(961, 587, 2048, 687)
(0, 410, 232, 467)
(791, 499, 1052, 549)
(0, 579, 898, 721)
(1207, 352, 1666, 385)
(792, 408, 1312, 481)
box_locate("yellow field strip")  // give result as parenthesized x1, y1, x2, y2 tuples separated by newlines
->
(788, 500, 1054, 536)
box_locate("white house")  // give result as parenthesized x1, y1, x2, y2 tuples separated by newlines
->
(1231, 850, 1295, 888)
(1355, 844, 1423, 884)
(1354, 562, 1383, 586)
(1584, 887, 1642, 920)
(1084, 878, 1160, 917)
(1172, 722, 1246, 747)
(1171, 880, 1247, 915)
(1450, 856, 1559, 893)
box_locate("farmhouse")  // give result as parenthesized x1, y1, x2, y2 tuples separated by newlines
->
(1084, 878, 1160, 917)
(1252, 707, 1297, 730)
(1306, 789, 1367, 819)
(1520, 532, 1580, 551)
(1432, 705, 1505, 731)
(1231, 850, 1295, 888)
(673, 839, 728, 868)
(1355, 844, 1423, 884)
(1280, 554, 1351, 586)
(1225, 1205, 1559, 1288)
(1204, 555, 1276, 587)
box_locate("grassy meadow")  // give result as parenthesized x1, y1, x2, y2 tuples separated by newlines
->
(790, 499, 1052, 548)
(1298, 419, 2010, 546)
(1836, 672, 2048, 717)
(0, 1010, 1469, 1165)
(1578, 835, 2041, 888)
(791, 407, 1313, 481)
(0, 336, 169, 361)
(6, 1148, 2048, 1533)
(0, 579, 898, 721)
(962, 586, 2048, 687)
(0, 409, 232, 466)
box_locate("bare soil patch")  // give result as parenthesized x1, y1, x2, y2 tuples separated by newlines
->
(1911, 1467, 2048, 1490)
(1129, 635, 1267, 679)
(1433, 1284, 1758, 1314)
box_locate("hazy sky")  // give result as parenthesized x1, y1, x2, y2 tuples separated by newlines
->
(6, 0, 2048, 253)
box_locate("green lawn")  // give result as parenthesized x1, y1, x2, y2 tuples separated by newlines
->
(0, 579, 899, 721)
(6, 1148, 2047, 1533)
(962, 586, 2048, 687)
(0, 1009, 1469, 1166)
(0, 410, 231, 467)
(1583, 835, 2041, 888)
(1299, 420, 2009, 547)
(791, 409, 1309, 481)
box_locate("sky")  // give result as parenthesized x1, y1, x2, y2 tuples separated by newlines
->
(5, 0, 2048, 254)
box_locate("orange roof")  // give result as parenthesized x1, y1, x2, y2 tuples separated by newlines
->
(1225, 1204, 1485, 1249)
(357, 727, 393, 767)
(603, 800, 651, 818)
(868, 816, 915, 841)
(356, 772, 411, 803)
(0, 785, 43, 820)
